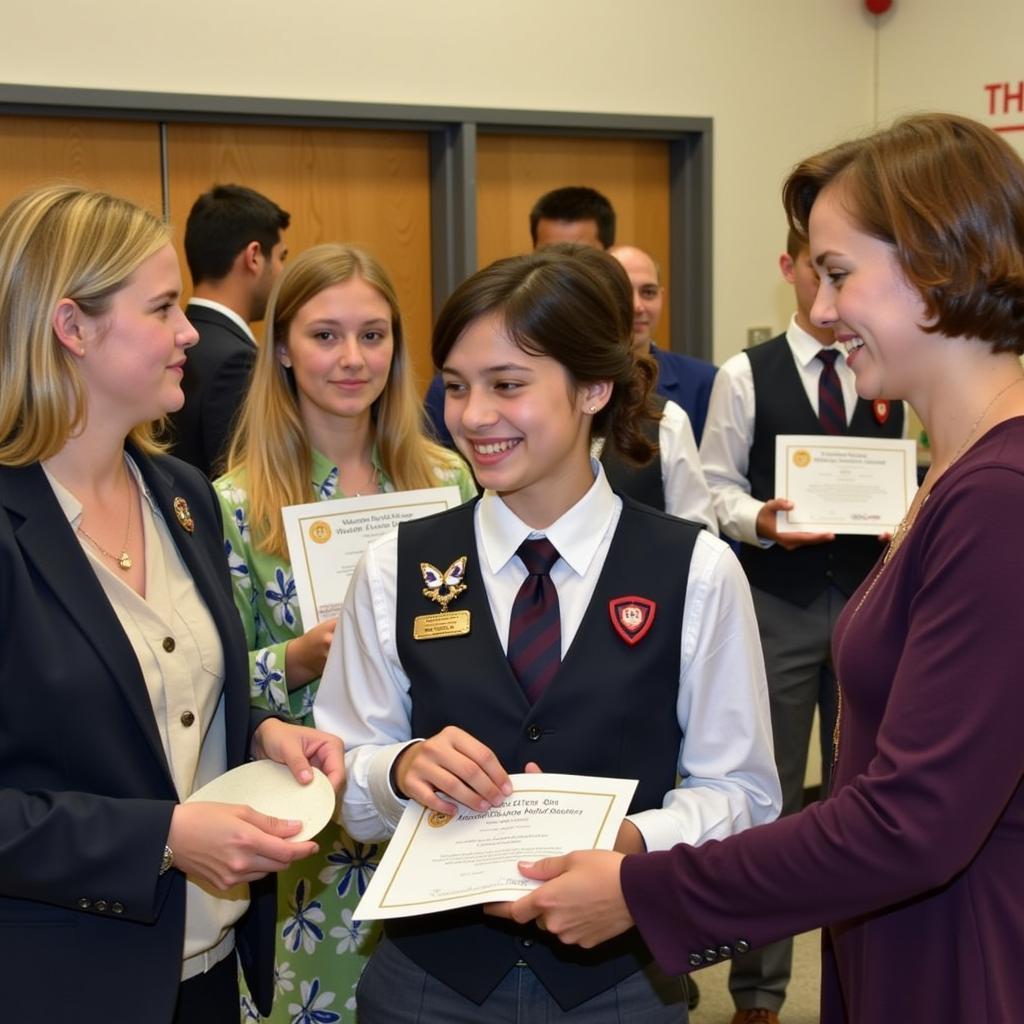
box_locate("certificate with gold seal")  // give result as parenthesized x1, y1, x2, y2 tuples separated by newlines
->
(775, 435, 918, 535)
(353, 773, 638, 920)
(283, 486, 462, 626)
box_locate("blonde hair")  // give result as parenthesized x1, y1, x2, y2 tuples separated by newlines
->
(225, 242, 462, 558)
(0, 185, 171, 465)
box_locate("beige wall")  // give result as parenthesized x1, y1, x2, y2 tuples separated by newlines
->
(876, 0, 1024, 164)
(8, 2, 1011, 363)
(0, 1, 879, 363)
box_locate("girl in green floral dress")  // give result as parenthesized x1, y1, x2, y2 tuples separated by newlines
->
(214, 243, 475, 1023)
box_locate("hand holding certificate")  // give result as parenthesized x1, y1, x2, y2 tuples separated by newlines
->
(775, 435, 917, 535)
(353, 773, 637, 920)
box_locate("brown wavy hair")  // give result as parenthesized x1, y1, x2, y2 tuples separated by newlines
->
(783, 113, 1024, 354)
(432, 248, 658, 465)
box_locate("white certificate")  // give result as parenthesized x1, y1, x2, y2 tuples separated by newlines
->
(283, 486, 462, 626)
(353, 773, 638, 920)
(775, 435, 917, 535)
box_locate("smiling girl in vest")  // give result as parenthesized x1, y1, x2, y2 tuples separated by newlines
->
(315, 248, 780, 1022)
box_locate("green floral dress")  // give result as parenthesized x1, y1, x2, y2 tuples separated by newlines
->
(215, 448, 476, 1023)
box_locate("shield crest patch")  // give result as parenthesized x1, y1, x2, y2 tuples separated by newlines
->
(608, 596, 656, 646)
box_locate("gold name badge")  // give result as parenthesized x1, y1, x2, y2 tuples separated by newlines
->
(413, 610, 472, 640)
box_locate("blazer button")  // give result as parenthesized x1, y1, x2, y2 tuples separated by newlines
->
(735, 939, 751, 954)
(112, 902, 125, 914)
(718, 944, 733, 959)
(162, 636, 176, 653)
(180, 710, 196, 727)
(703, 948, 718, 963)
(94, 899, 108, 912)
(77, 898, 92, 910)
(525, 724, 542, 742)
(688, 952, 703, 968)
(520, 936, 534, 948)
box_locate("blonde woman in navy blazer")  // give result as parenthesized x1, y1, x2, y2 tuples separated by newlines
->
(0, 185, 344, 1023)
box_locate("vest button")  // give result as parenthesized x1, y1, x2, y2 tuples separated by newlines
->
(703, 947, 718, 963)
(77, 898, 92, 910)
(735, 939, 751, 954)
(180, 710, 195, 727)
(525, 724, 542, 742)
(112, 902, 125, 914)
(688, 952, 703, 968)
(94, 900, 108, 912)
(162, 636, 176, 653)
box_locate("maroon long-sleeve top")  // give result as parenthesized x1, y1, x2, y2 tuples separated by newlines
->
(623, 417, 1024, 1023)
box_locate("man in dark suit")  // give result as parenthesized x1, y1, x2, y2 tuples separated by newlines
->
(611, 244, 717, 444)
(167, 184, 289, 477)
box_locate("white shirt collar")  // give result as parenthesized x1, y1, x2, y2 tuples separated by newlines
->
(187, 297, 256, 343)
(785, 313, 845, 371)
(477, 459, 618, 578)
(43, 454, 161, 527)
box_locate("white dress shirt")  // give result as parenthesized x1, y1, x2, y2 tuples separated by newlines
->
(699, 315, 906, 546)
(591, 399, 717, 534)
(187, 296, 256, 343)
(315, 464, 780, 855)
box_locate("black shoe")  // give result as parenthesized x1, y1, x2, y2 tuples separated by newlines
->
(685, 975, 700, 1011)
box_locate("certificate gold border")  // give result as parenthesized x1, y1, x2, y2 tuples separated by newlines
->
(294, 495, 452, 622)
(375, 787, 622, 911)
(780, 440, 914, 528)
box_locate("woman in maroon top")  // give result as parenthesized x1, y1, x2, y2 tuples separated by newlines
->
(489, 113, 1024, 1023)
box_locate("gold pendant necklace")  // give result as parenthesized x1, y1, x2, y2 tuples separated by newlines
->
(78, 470, 134, 572)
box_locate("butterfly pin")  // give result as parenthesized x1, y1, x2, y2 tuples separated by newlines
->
(420, 556, 468, 613)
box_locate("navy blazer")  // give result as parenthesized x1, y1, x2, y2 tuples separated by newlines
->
(167, 302, 257, 477)
(648, 345, 717, 446)
(0, 448, 275, 1021)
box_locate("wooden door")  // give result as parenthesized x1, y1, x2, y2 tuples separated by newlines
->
(165, 123, 435, 391)
(0, 116, 163, 215)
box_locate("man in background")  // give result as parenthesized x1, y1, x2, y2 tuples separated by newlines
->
(425, 186, 615, 446)
(529, 185, 616, 249)
(611, 243, 717, 444)
(167, 183, 289, 477)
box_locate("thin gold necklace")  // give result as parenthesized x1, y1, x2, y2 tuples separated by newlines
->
(831, 375, 1024, 772)
(78, 469, 135, 572)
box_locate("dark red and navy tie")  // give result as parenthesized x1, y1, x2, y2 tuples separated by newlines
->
(816, 349, 847, 435)
(507, 538, 562, 704)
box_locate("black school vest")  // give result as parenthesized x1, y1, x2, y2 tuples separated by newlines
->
(391, 496, 701, 1009)
(599, 394, 666, 510)
(740, 334, 904, 606)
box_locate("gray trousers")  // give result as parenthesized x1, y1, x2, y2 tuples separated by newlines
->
(357, 936, 689, 1023)
(727, 584, 842, 1012)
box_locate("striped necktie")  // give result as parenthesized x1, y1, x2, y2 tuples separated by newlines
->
(507, 538, 561, 704)
(816, 349, 847, 435)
